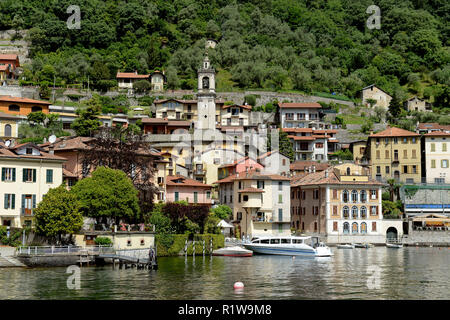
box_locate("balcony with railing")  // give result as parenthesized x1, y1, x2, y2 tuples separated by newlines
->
(21, 208, 34, 217)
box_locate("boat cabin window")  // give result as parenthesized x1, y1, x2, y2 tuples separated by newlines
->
(270, 239, 280, 244)
(281, 238, 290, 244)
(292, 239, 303, 244)
(260, 239, 269, 244)
(253, 240, 260, 243)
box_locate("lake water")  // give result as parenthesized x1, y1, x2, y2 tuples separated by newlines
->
(0, 247, 449, 300)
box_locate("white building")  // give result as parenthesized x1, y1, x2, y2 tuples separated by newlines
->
(424, 131, 450, 184)
(216, 169, 291, 238)
(0, 141, 65, 227)
(257, 150, 290, 175)
(279, 102, 324, 129)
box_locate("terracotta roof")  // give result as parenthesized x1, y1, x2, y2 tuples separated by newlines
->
(0, 142, 67, 161)
(369, 126, 419, 138)
(417, 123, 450, 131)
(222, 104, 252, 110)
(116, 72, 149, 79)
(291, 167, 384, 187)
(214, 174, 237, 184)
(424, 132, 450, 137)
(63, 168, 77, 178)
(167, 120, 191, 127)
(166, 175, 211, 187)
(0, 54, 18, 61)
(314, 129, 337, 134)
(288, 135, 315, 141)
(0, 95, 51, 105)
(282, 128, 313, 133)
(290, 161, 329, 171)
(142, 117, 169, 124)
(41, 136, 94, 151)
(238, 187, 265, 193)
(278, 102, 321, 109)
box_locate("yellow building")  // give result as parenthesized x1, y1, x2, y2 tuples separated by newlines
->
(0, 141, 65, 227)
(0, 113, 24, 138)
(366, 126, 421, 183)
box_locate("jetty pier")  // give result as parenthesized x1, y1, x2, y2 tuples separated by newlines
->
(16, 245, 158, 269)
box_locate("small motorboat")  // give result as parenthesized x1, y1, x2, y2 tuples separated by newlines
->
(337, 244, 355, 249)
(354, 243, 371, 248)
(242, 236, 332, 257)
(212, 246, 253, 257)
(386, 243, 403, 248)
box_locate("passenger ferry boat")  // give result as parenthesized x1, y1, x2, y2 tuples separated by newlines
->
(242, 236, 332, 257)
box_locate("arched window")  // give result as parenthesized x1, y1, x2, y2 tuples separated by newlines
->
(32, 106, 42, 112)
(343, 222, 350, 234)
(360, 206, 367, 218)
(360, 190, 367, 203)
(4, 124, 11, 137)
(352, 222, 358, 234)
(346, 167, 351, 175)
(351, 190, 358, 202)
(361, 222, 367, 234)
(343, 190, 349, 202)
(352, 206, 358, 218)
(8, 104, 20, 112)
(343, 206, 349, 218)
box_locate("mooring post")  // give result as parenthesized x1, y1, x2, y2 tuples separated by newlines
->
(193, 240, 195, 257)
(202, 240, 205, 256)
(210, 238, 213, 255)
(184, 239, 188, 257)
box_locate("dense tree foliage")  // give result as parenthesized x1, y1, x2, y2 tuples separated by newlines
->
(71, 167, 141, 225)
(3, 0, 447, 105)
(34, 185, 84, 243)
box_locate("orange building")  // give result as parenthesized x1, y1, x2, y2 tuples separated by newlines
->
(0, 96, 51, 116)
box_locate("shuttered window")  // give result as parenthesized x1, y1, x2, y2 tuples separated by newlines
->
(46, 169, 53, 183)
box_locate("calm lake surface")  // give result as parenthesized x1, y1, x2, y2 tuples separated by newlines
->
(0, 247, 449, 300)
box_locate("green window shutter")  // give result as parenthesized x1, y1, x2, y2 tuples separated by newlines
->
(21, 194, 25, 209)
(33, 169, 36, 182)
(4, 194, 8, 209)
(1, 168, 5, 181)
(12, 168, 15, 182)
(32, 195, 36, 208)
(11, 194, 15, 209)
(23, 169, 26, 182)
(46, 169, 53, 183)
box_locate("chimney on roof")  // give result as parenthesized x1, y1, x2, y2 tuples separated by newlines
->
(135, 70, 137, 74)
(312, 165, 316, 173)
(48, 145, 54, 155)
(325, 170, 329, 178)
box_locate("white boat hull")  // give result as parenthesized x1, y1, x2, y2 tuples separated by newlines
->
(386, 243, 403, 248)
(243, 244, 332, 257)
(337, 244, 355, 249)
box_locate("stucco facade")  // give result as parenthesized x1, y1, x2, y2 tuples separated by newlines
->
(0, 143, 65, 227)
(366, 127, 421, 183)
(424, 132, 450, 184)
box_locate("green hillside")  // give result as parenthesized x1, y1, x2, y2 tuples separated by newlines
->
(1, 0, 448, 106)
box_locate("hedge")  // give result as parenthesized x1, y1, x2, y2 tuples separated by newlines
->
(156, 234, 224, 257)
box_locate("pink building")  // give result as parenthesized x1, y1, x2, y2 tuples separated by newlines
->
(166, 175, 212, 206)
(218, 157, 264, 180)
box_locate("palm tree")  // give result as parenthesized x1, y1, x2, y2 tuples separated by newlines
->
(387, 178, 402, 202)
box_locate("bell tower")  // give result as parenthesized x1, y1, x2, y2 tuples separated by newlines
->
(196, 53, 216, 130)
